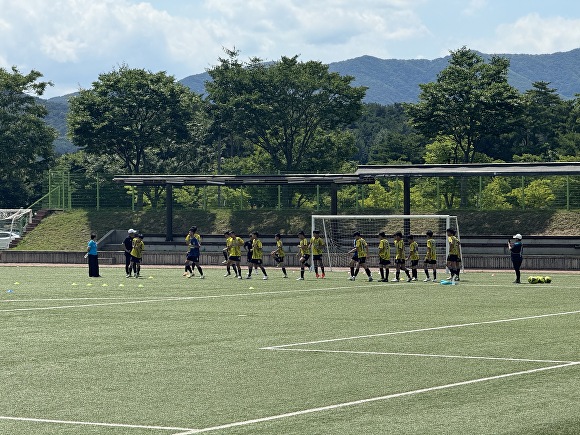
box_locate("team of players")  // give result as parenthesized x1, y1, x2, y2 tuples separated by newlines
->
(180, 227, 462, 282)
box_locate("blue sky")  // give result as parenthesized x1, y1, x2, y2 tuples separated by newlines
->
(2, 0, 580, 98)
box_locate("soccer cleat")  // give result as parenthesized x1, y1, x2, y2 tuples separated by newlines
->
(182, 272, 188, 276)
(283, 274, 288, 278)
(368, 276, 373, 282)
(135, 273, 140, 279)
(423, 278, 431, 282)
(224, 273, 231, 277)
(199, 275, 205, 279)
(349, 276, 355, 281)
(246, 274, 252, 279)
(391, 278, 399, 282)
(237, 275, 243, 279)
(321, 273, 325, 279)
(411, 277, 417, 281)
(126, 274, 132, 278)
(407, 278, 412, 282)
(316, 274, 320, 278)
(221, 260, 228, 265)
(296, 277, 304, 280)
(455, 277, 460, 281)
(262, 275, 268, 280)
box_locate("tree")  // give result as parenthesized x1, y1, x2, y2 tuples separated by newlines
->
(405, 47, 522, 165)
(67, 65, 209, 207)
(205, 49, 366, 173)
(0, 67, 57, 207)
(405, 47, 522, 206)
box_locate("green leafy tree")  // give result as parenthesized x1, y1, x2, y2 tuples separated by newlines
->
(406, 47, 522, 165)
(67, 65, 209, 207)
(205, 49, 366, 173)
(0, 67, 57, 207)
(406, 47, 522, 206)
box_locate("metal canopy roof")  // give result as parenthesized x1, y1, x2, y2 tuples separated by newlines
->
(356, 162, 580, 177)
(113, 174, 376, 186)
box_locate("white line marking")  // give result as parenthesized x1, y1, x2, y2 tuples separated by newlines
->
(262, 309, 580, 349)
(172, 362, 580, 434)
(0, 284, 366, 313)
(0, 415, 196, 432)
(265, 348, 577, 364)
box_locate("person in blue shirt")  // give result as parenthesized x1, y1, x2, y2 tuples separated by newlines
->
(87, 233, 100, 277)
(508, 233, 523, 284)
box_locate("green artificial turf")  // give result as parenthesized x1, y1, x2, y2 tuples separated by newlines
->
(0, 266, 578, 434)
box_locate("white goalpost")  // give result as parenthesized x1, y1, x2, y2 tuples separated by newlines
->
(311, 214, 462, 271)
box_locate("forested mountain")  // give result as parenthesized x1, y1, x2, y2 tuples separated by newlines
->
(42, 48, 580, 154)
(181, 48, 580, 104)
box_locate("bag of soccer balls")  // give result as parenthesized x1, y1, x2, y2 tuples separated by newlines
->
(527, 276, 552, 284)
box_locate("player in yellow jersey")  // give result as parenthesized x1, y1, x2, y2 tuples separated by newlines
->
(311, 230, 326, 278)
(446, 228, 461, 282)
(270, 233, 288, 278)
(392, 231, 411, 282)
(296, 231, 311, 280)
(377, 231, 391, 282)
(246, 231, 268, 280)
(423, 230, 437, 282)
(407, 235, 419, 281)
(347, 231, 373, 282)
(228, 230, 244, 279)
(130, 233, 145, 279)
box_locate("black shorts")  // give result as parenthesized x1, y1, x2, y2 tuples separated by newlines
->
(274, 256, 284, 264)
(246, 254, 252, 262)
(424, 259, 437, 265)
(229, 256, 241, 262)
(351, 254, 359, 262)
(301, 254, 310, 262)
(186, 253, 200, 262)
(379, 258, 391, 266)
(250, 258, 263, 265)
(313, 254, 322, 261)
(410, 260, 419, 267)
(447, 254, 460, 262)
(130, 256, 141, 264)
(357, 257, 367, 264)
(395, 259, 406, 265)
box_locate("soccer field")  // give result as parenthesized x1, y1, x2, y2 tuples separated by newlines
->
(0, 266, 579, 434)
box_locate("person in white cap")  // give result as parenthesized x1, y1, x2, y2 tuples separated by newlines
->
(122, 229, 137, 277)
(508, 234, 523, 283)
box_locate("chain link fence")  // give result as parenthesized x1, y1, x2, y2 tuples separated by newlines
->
(33, 171, 580, 213)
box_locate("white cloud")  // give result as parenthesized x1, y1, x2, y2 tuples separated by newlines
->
(462, 0, 487, 16)
(487, 14, 580, 54)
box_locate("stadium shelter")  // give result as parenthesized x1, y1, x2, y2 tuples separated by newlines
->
(114, 162, 580, 240)
(112, 174, 375, 241)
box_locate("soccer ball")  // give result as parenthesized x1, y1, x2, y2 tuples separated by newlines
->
(544, 276, 552, 283)
(528, 276, 539, 284)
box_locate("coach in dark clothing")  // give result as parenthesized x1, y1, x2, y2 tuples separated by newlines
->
(123, 229, 137, 277)
(508, 233, 523, 284)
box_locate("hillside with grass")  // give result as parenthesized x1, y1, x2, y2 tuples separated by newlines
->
(12, 208, 580, 251)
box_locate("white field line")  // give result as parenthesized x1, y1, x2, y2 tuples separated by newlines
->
(0, 415, 196, 432)
(172, 362, 580, 435)
(0, 284, 366, 313)
(262, 309, 580, 349)
(265, 348, 578, 364)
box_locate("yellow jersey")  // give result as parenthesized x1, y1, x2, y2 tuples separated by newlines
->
(251, 239, 263, 260)
(448, 236, 460, 256)
(130, 238, 145, 258)
(299, 238, 310, 256)
(311, 237, 324, 255)
(275, 240, 285, 257)
(394, 239, 405, 260)
(409, 241, 419, 261)
(355, 238, 368, 258)
(425, 238, 436, 261)
(230, 237, 244, 257)
(378, 239, 390, 260)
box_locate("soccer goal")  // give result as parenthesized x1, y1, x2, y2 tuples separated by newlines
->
(311, 214, 462, 270)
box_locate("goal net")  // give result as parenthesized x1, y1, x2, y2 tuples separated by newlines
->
(311, 214, 462, 271)
(0, 209, 32, 236)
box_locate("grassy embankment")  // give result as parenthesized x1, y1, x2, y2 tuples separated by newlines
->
(12, 208, 580, 251)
